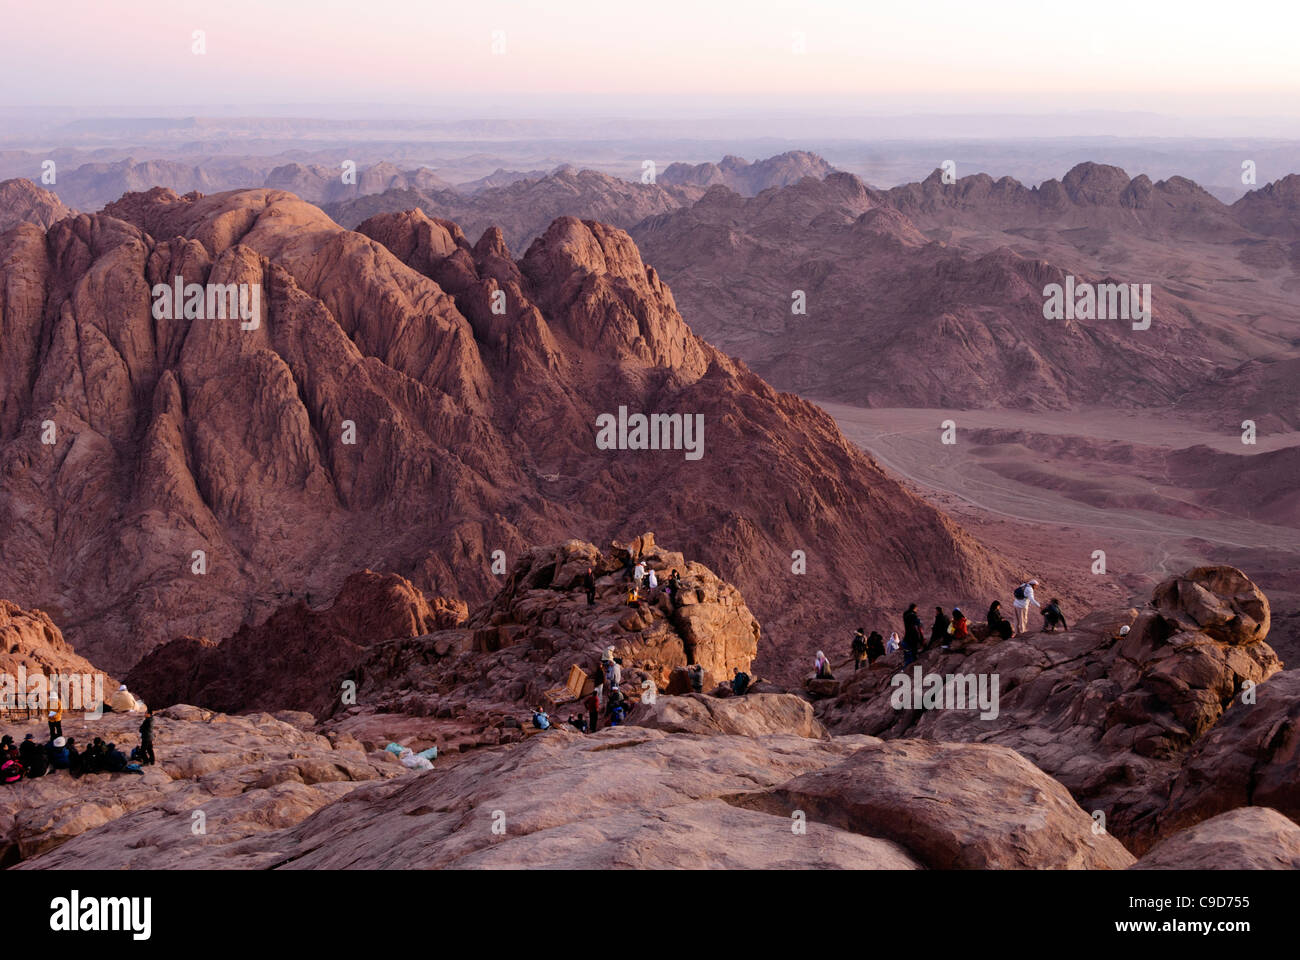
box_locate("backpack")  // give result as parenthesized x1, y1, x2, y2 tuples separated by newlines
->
(733, 672, 750, 695)
(1013, 584, 1027, 600)
(852, 634, 867, 656)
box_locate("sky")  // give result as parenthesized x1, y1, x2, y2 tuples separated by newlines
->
(3, 0, 1299, 120)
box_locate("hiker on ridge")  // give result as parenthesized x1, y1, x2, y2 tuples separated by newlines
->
(814, 650, 834, 680)
(1013, 579, 1041, 635)
(583, 567, 597, 605)
(139, 709, 156, 765)
(732, 667, 751, 695)
(947, 608, 970, 651)
(47, 697, 63, 740)
(987, 600, 1013, 640)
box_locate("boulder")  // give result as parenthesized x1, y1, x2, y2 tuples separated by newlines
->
(630, 693, 829, 739)
(1132, 807, 1300, 870)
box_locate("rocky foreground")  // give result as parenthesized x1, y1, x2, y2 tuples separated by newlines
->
(2, 545, 1298, 870)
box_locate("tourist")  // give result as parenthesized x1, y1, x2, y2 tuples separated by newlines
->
(583, 687, 600, 733)
(930, 607, 951, 650)
(902, 603, 924, 665)
(885, 632, 900, 655)
(987, 600, 1013, 640)
(19, 734, 48, 778)
(732, 667, 751, 695)
(1013, 579, 1041, 634)
(633, 560, 646, 591)
(531, 707, 551, 730)
(867, 630, 886, 664)
(851, 628, 868, 671)
(950, 608, 970, 649)
(646, 567, 658, 597)
(47, 696, 63, 740)
(48, 736, 71, 770)
(814, 650, 834, 680)
(583, 567, 597, 605)
(1042, 598, 1068, 632)
(139, 709, 156, 765)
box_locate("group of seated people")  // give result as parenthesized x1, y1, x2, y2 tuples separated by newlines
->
(1, 733, 147, 782)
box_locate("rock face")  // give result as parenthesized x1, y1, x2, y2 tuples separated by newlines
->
(0, 179, 74, 232)
(125, 571, 466, 718)
(816, 566, 1286, 852)
(1131, 807, 1300, 870)
(631, 692, 828, 740)
(18, 712, 1130, 870)
(736, 739, 1134, 869)
(3, 705, 398, 867)
(0, 184, 1009, 680)
(336, 536, 759, 724)
(0, 600, 113, 706)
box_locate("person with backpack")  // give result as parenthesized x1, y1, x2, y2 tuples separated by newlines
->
(139, 709, 156, 765)
(583, 567, 597, 605)
(1042, 598, 1068, 632)
(688, 664, 705, 693)
(867, 630, 885, 664)
(851, 629, 869, 671)
(732, 668, 751, 695)
(930, 607, 951, 650)
(1012, 580, 1040, 635)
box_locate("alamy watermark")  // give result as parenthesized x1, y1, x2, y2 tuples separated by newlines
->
(1042, 275, 1150, 330)
(595, 405, 704, 461)
(890, 666, 1000, 720)
(151, 276, 261, 330)
(1, 667, 106, 717)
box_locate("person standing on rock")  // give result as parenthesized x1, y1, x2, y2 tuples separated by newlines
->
(633, 560, 646, 591)
(646, 566, 658, 598)
(902, 604, 924, 666)
(584, 686, 600, 733)
(851, 628, 868, 671)
(732, 667, 751, 695)
(929, 607, 950, 651)
(583, 567, 597, 605)
(1013, 579, 1040, 635)
(139, 709, 156, 765)
(667, 570, 683, 607)
(47, 697, 63, 740)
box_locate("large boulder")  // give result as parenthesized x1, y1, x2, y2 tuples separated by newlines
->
(1132, 807, 1300, 870)
(735, 740, 1134, 870)
(630, 692, 829, 739)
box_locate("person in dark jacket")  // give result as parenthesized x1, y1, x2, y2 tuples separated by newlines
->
(930, 607, 951, 650)
(1042, 598, 1068, 632)
(82, 738, 106, 774)
(139, 709, 156, 765)
(46, 736, 71, 770)
(732, 668, 751, 695)
(902, 604, 924, 666)
(65, 738, 83, 776)
(851, 628, 868, 671)
(103, 743, 128, 773)
(583, 689, 599, 734)
(19, 734, 47, 778)
(867, 630, 886, 664)
(583, 567, 597, 605)
(987, 601, 1013, 640)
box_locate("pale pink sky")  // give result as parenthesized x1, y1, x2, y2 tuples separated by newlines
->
(5, 0, 1299, 116)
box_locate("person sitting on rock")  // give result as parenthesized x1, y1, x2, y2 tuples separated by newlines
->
(19, 734, 47, 778)
(1, 748, 22, 784)
(531, 707, 551, 731)
(949, 609, 970, 649)
(814, 650, 834, 680)
(867, 630, 886, 664)
(626, 585, 640, 606)
(851, 628, 868, 671)
(732, 667, 751, 695)
(103, 742, 130, 772)
(987, 601, 1013, 641)
(109, 683, 139, 713)
(640, 676, 658, 705)
(1042, 599, 1068, 632)
(568, 713, 588, 733)
(47, 736, 71, 771)
(81, 738, 107, 774)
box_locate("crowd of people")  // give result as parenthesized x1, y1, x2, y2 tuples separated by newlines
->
(1, 692, 157, 784)
(830, 579, 1068, 677)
